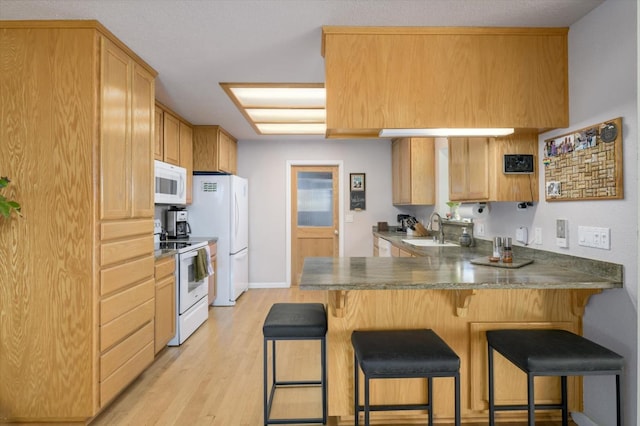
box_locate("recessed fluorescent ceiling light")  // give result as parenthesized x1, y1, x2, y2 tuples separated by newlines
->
(256, 123, 326, 135)
(379, 128, 515, 137)
(221, 83, 326, 135)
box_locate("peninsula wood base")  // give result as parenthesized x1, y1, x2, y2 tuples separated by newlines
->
(326, 288, 597, 424)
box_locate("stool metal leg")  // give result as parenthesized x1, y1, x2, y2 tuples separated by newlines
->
(321, 336, 327, 424)
(264, 338, 268, 426)
(561, 376, 568, 426)
(616, 374, 622, 426)
(354, 353, 359, 426)
(527, 373, 535, 426)
(364, 375, 370, 426)
(488, 344, 495, 426)
(427, 376, 433, 425)
(454, 372, 461, 426)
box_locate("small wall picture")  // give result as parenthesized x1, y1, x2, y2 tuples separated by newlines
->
(547, 181, 561, 197)
(350, 173, 365, 191)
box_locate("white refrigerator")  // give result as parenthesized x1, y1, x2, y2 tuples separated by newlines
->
(188, 174, 249, 306)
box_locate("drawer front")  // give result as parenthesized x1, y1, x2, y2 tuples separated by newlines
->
(101, 278, 154, 324)
(154, 256, 175, 279)
(102, 219, 154, 241)
(101, 321, 154, 379)
(101, 235, 154, 266)
(102, 256, 154, 296)
(101, 299, 154, 351)
(100, 341, 154, 407)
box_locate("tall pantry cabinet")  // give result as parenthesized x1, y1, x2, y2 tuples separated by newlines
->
(0, 21, 156, 422)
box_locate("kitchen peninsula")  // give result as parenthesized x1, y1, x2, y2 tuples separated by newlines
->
(299, 239, 622, 424)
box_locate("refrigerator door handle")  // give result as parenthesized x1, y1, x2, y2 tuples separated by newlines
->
(234, 193, 239, 238)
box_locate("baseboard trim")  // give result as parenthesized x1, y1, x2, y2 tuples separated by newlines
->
(572, 412, 599, 426)
(249, 282, 289, 289)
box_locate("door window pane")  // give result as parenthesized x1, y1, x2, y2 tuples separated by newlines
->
(297, 171, 333, 226)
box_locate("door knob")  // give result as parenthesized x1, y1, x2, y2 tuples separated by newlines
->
(334, 229, 339, 235)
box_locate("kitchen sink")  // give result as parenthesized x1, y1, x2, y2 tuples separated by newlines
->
(402, 239, 458, 247)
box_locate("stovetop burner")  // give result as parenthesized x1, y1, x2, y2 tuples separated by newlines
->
(159, 241, 192, 250)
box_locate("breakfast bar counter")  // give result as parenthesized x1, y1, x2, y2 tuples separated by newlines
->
(299, 250, 622, 424)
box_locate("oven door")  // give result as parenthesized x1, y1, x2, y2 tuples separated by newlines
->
(178, 250, 208, 313)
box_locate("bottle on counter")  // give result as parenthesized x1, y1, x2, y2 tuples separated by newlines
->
(502, 237, 513, 263)
(492, 237, 503, 259)
(459, 227, 472, 247)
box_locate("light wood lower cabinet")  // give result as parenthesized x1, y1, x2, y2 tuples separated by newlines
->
(154, 256, 176, 354)
(327, 289, 584, 424)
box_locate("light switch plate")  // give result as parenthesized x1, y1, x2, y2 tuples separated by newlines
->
(534, 227, 542, 245)
(556, 219, 568, 248)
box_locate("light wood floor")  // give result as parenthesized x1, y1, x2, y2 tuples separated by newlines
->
(91, 287, 575, 426)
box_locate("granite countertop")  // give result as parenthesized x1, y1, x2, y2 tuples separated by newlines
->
(299, 231, 623, 291)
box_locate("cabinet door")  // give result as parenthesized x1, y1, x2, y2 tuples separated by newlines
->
(100, 37, 132, 220)
(465, 138, 490, 200)
(392, 138, 411, 204)
(218, 131, 232, 173)
(391, 139, 403, 204)
(448, 138, 490, 201)
(155, 275, 176, 354)
(154, 107, 163, 160)
(163, 112, 180, 165)
(131, 64, 155, 218)
(179, 121, 193, 204)
(228, 136, 237, 175)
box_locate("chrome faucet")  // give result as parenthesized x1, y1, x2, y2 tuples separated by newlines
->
(428, 212, 445, 244)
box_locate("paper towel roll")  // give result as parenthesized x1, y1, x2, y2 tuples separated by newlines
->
(458, 203, 490, 219)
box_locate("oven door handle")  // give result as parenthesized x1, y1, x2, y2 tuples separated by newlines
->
(181, 251, 198, 260)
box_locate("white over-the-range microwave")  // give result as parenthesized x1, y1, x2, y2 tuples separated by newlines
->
(154, 160, 187, 205)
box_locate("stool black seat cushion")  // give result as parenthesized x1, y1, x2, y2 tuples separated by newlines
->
(263, 302, 327, 338)
(352, 329, 460, 378)
(487, 329, 624, 374)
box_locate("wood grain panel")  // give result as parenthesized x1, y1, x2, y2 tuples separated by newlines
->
(100, 278, 154, 324)
(490, 131, 539, 202)
(179, 121, 193, 204)
(101, 218, 154, 241)
(323, 27, 568, 136)
(154, 106, 164, 160)
(101, 299, 154, 352)
(327, 288, 583, 423)
(162, 112, 180, 165)
(101, 256, 154, 296)
(0, 26, 98, 419)
(100, 36, 132, 220)
(131, 63, 155, 218)
(100, 341, 154, 407)
(101, 321, 154, 379)
(154, 255, 176, 279)
(100, 235, 153, 267)
(154, 275, 176, 353)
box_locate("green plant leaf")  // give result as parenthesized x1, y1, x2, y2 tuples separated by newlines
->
(0, 203, 10, 218)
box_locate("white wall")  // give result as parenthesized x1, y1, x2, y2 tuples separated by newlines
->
(476, 0, 638, 423)
(238, 138, 404, 286)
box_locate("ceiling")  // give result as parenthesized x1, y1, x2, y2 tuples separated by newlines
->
(0, 0, 604, 142)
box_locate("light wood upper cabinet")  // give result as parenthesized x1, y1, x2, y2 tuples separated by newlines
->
(392, 137, 435, 205)
(179, 122, 193, 204)
(322, 27, 568, 137)
(449, 133, 538, 202)
(162, 112, 181, 166)
(154, 107, 164, 160)
(0, 21, 157, 422)
(193, 125, 238, 174)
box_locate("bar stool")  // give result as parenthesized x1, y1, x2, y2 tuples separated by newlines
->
(487, 329, 624, 426)
(351, 329, 461, 426)
(263, 303, 327, 425)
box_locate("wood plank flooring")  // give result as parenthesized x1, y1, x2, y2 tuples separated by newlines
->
(91, 287, 575, 426)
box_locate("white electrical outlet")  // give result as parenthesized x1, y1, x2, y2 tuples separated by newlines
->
(556, 219, 568, 248)
(578, 226, 610, 250)
(534, 227, 542, 245)
(345, 214, 354, 223)
(516, 226, 528, 244)
(476, 223, 485, 237)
